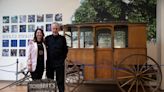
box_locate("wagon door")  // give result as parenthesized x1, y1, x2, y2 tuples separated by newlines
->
(95, 27, 114, 80)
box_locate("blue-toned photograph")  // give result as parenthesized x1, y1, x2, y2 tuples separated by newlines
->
(46, 14, 53, 22)
(11, 25, 18, 33)
(3, 16, 9, 23)
(37, 14, 44, 22)
(46, 24, 51, 31)
(2, 49, 9, 56)
(28, 25, 35, 32)
(19, 40, 26, 47)
(20, 25, 26, 32)
(11, 49, 17, 56)
(19, 49, 26, 57)
(2, 40, 9, 47)
(36, 25, 44, 30)
(19, 15, 26, 23)
(55, 13, 62, 21)
(11, 16, 18, 23)
(3, 26, 9, 33)
(28, 15, 35, 22)
(11, 40, 17, 47)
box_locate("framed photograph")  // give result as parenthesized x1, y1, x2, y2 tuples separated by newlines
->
(19, 15, 26, 23)
(3, 16, 9, 23)
(37, 14, 44, 22)
(3, 25, 9, 33)
(19, 49, 26, 57)
(2, 40, 9, 47)
(11, 16, 18, 23)
(27, 39, 32, 45)
(2, 49, 9, 57)
(28, 25, 35, 32)
(46, 14, 53, 22)
(28, 15, 35, 22)
(46, 24, 51, 32)
(11, 40, 17, 47)
(55, 13, 62, 21)
(20, 25, 26, 32)
(11, 25, 18, 33)
(11, 49, 17, 56)
(19, 40, 26, 47)
(36, 24, 44, 30)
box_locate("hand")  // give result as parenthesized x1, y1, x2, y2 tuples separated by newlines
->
(28, 65, 32, 72)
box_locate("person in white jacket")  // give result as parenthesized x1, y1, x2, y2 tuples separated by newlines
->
(27, 28, 47, 80)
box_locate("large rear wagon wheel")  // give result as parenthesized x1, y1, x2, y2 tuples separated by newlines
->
(115, 54, 162, 92)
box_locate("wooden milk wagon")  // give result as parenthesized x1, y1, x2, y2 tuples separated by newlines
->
(63, 22, 162, 92)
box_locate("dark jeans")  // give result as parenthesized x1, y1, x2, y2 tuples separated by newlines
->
(30, 66, 44, 80)
(46, 65, 65, 92)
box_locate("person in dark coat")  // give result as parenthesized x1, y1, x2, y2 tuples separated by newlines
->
(45, 22, 68, 92)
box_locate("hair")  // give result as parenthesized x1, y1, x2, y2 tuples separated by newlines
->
(52, 22, 60, 26)
(51, 22, 63, 30)
(33, 28, 45, 42)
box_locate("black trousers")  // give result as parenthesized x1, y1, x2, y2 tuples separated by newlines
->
(30, 66, 44, 80)
(46, 65, 65, 92)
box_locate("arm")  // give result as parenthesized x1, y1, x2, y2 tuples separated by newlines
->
(27, 40, 33, 71)
(63, 36, 68, 59)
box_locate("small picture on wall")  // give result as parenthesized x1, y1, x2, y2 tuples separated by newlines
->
(36, 25, 44, 30)
(19, 40, 26, 47)
(28, 25, 35, 32)
(19, 49, 26, 57)
(2, 49, 9, 57)
(20, 25, 26, 32)
(19, 15, 26, 23)
(46, 24, 51, 32)
(2, 40, 9, 47)
(11, 25, 18, 33)
(3, 16, 9, 23)
(11, 16, 18, 23)
(11, 49, 17, 56)
(46, 14, 53, 22)
(55, 13, 62, 21)
(28, 39, 33, 45)
(11, 40, 17, 47)
(37, 14, 44, 22)
(3, 26, 9, 33)
(28, 15, 35, 22)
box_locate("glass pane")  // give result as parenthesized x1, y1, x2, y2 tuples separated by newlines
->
(114, 26, 128, 48)
(65, 31, 71, 47)
(65, 27, 78, 48)
(97, 28, 112, 48)
(80, 27, 93, 48)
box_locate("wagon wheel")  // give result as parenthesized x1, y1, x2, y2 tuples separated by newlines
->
(65, 60, 84, 92)
(115, 54, 162, 92)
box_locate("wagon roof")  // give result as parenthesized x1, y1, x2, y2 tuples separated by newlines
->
(64, 22, 147, 27)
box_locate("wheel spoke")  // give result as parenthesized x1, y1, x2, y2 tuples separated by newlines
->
(128, 79, 136, 92)
(118, 76, 134, 80)
(142, 72, 157, 76)
(136, 79, 139, 92)
(141, 65, 154, 74)
(120, 78, 134, 88)
(142, 76, 156, 82)
(118, 69, 133, 75)
(139, 79, 146, 92)
(140, 62, 147, 72)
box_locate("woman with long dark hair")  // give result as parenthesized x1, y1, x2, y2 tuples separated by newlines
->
(27, 28, 47, 80)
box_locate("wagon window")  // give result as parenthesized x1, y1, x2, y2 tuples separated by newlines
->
(80, 27, 93, 48)
(114, 26, 128, 48)
(65, 27, 78, 48)
(97, 28, 112, 48)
